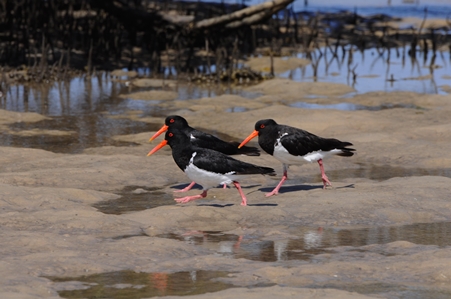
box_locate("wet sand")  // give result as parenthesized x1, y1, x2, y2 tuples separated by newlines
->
(1, 74, 451, 298)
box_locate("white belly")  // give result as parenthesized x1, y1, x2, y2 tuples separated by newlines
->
(274, 141, 342, 165)
(184, 153, 237, 190)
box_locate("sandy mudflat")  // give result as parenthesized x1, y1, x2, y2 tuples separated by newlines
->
(1, 77, 451, 298)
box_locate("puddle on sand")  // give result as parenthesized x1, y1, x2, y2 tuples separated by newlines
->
(1, 74, 164, 153)
(2, 116, 153, 153)
(289, 102, 420, 111)
(46, 270, 235, 299)
(283, 47, 451, 95)
(279, 164, 451, 190)
(93, 186, 174, 215)
(314, 164, 451, 182)
(225, 106, 248, 113)
(47, 223, 451, 298)
(315, 283, 451, 299)
(158, 222, 451, 262)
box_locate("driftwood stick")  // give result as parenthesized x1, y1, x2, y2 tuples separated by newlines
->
(225, 3, 288, 29)
(194, 0, 294, 30)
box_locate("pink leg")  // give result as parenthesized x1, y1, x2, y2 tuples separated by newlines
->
(233, 181, 247, 206)
(266, 169, 287, 197)
(223, 184, 227, 189)
(233, 235, 243, 250)
(317, 159, 332, 189)
(175, 190, 207, 204)
(174, 181, 196, 193)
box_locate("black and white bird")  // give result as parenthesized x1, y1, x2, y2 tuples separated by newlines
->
(239, 119, 355, 197)
(148, 128, 275, 206)
(150, 115, 260, 192)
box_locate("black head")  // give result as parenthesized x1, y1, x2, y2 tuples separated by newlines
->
(164, 127, 190, 147)
(165, 115, 189, 129)
(254, 119, 278, 133)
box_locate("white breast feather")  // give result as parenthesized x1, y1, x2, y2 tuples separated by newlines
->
(184, 152, 237, 190)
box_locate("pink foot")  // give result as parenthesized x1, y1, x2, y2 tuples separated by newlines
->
(265, 171, 287, 197)
(233, 181, 247, 206)
(174, 181, 196, 193)
(317, 159, 332, 189)
(174, 191, 207, 204)
(265, 189, 279, 197)
(321, 174, 332, 189)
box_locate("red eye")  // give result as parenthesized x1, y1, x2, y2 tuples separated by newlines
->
(170, 119, 175, 123)
(168, 133, 174, 137)
(260, 124, 265, 129)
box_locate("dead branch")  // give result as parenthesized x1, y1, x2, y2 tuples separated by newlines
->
(194, 0, 295, 30)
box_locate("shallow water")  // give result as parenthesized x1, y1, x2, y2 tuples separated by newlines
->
(296, 0, 451, 19)
(46, 222, 451, 298)
(317, 283, 451, 299)
(4, 115, 152, 153)
(315, 164, 451, 182)
(283, 47, 451, 95)
(157, 222, 451, 262)
(93, 186, 175, 215)
(289, 101, 420, 111)
(47, 270, 235, 299)
(248, 0, 451, 19)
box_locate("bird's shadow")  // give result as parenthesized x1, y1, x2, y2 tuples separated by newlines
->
(247, 203, 278, 207)
(259, 183, 355, 194)
(336, 184, 355, 189)
(196, 203, 278, 208)
(170, 183, 202, 191)
(259, 184, 321, 194)
(170, 183, 261, 191)
(196, 203, 234, 208)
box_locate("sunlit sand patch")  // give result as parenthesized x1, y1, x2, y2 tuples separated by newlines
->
(0, 109, 49, 125)
(440, 84, 451, 93)
(111, 132, 153, 145)
(6, 128, 76, 137)
(119, 90, 178, 101)
(245, 78, 355, 100)
(110, 69, 138, 78)
(386, 17, 451, 30)
(130, 78, 177, 88)
(157, 94, 268, 112)
(244, 56, 311, 74)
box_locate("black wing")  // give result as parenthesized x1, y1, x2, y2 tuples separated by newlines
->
(191, 130, 260, 156)
(193, 148, 275, 176)
(280, 128, 355, 157)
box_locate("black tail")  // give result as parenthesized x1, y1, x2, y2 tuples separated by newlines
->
(337, 142, 356, 157)
(233, 162, 276, 176)
(257, 166, 276, 176)
(229, 142, 261, 156)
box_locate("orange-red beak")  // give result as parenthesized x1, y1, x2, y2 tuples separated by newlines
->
(149, 124, 169, 142)
(238, 130, 259, 148)
(147, 140, 168, 156)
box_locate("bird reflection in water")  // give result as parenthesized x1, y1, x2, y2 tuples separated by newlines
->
(159, 228, 326, 263)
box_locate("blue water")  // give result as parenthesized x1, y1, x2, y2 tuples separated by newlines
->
(295, 0, 451, 19)
(203, 0, 451, 19)
(281, 46, 451, 94)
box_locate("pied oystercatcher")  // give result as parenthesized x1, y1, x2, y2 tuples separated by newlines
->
(148, 128, 275, 206)
(239, 119, 355, 196)
(150, 115, 261, 192)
